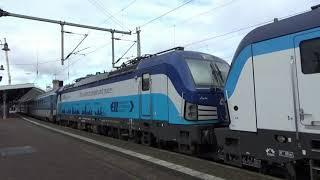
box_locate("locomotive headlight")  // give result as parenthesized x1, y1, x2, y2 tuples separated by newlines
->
(185, 102, 198, 121)
(275, 135, 287, 143)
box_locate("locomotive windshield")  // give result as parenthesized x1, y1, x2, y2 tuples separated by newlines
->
(186, 59, 229, 88)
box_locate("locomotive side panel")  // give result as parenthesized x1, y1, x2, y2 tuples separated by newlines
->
(225, 46, 257, 132)
(59, 78, 139, 119)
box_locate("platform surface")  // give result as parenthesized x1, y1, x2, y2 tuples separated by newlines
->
(0, 115, 280, 180)
(0, 116, 196, 180)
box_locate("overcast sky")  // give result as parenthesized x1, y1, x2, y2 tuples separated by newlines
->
(0, 0, 319, 89)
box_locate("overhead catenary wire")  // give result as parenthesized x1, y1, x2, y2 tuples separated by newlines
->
(72, 47, 91, 55)
(82, 41, 113, 56)
(191, 30, 249, 51)
(176, 0, 239, 26)
(87, 0, 130, 31)
(120, 0, 137, 12)
(55, 41, 112, 76)
(84, 0, 137, 41)
(12, 54, 91, 83)
(102, 0, 137, 24)
(54, 6, 310, 83)
(139, 0, 194, 29)
(55, 35, 135, 77)
(87, 0, 124, 28)
(64, 0, 135, 59)
(139, 0, 239, 46)
(75, 0, 135, 71)
(184, 22, 269, 47)
(54, 37, 118, 79)
(83, 1, 136, 51)
(64, 33, 88, 60)
(54, 0, 136, 80)
(183, 9, 310, 48)
(115, 41, 136, 64)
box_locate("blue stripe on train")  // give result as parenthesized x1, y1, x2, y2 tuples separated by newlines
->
(58, 93, 220, 125)
(60, 57, 224, 107)
(225, 27, 320, 98)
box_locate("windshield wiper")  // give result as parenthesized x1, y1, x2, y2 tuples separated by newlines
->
(210, 63, 223, 87)
(214, 63, 225, 86)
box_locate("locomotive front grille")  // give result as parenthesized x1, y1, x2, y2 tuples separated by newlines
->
(197, 105, 218, 120)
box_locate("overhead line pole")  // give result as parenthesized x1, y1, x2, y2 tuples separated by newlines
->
(0, 9, 132, 66)
(111, 32, 115, 68)
(61, 24, 64, 65)
(136, 27, 141, 57)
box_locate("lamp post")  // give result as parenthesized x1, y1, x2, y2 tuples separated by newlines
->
(0, 38, 11, 120)
(1, 38, 11, 85)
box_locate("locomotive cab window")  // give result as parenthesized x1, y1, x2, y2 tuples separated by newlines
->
(186, 59, 230, 87)
(300, 38, 320, 74)
(142, 73, 150, 91)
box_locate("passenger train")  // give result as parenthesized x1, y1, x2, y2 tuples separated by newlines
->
(26, 90, 57, 122)
(18, 5, 320, 179)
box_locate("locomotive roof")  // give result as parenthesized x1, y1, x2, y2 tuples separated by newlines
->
(136, 50, 227, 70)
(233, 7, 320, 61)
(74, 72, 110, 87)
(62, 50, 227, 91)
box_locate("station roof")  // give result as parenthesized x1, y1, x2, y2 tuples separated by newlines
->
(0, 83, 44, 103)
(19, 87, 45, 103)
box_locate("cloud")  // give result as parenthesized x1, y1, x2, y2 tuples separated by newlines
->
(0, 0, 318, 89)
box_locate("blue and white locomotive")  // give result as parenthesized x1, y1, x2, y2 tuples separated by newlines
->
(215, 5, 320, 179)
(57, 47, 230, 153)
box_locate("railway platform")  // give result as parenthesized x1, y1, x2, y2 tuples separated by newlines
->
(0, 114, 279, 180)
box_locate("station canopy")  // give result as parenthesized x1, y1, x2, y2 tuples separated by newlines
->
(0, 83, 44, 103)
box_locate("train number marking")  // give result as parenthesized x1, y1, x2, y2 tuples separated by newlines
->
(279, 150, 294, 159)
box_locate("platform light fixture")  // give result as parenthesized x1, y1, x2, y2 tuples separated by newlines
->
(0, 38, 11, 85)
(1, 41, 9, 51)
(0, 65, 3, 82)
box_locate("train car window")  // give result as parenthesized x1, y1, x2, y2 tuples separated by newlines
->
(300, 38, 320, 74)
(142, 73, 150, 91)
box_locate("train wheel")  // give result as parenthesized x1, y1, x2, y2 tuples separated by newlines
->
(133, 131, 142, 144)
(141, 132, 155, 146)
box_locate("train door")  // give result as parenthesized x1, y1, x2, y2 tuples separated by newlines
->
(294, 31, 320, 127)
(140, 73, 152, 119)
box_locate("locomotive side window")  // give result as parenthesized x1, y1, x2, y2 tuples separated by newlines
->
(142, 73, 150, 91)
(300, 38, 320, 74)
